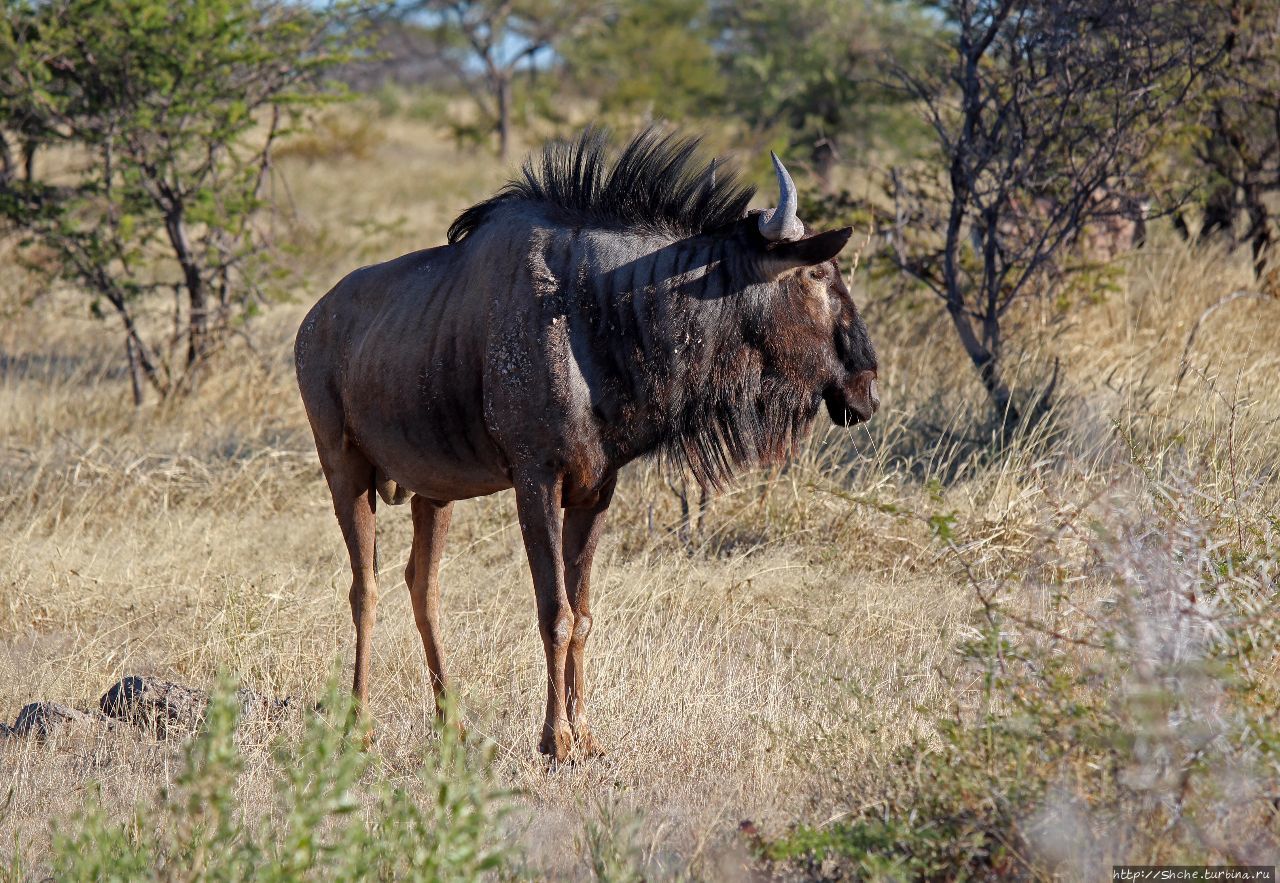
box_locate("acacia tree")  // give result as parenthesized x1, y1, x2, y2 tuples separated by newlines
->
(0, 0, 350, 404)
(887, 0, 1224, 433)
(412, 0, 596, 160)
(560, 0, 724, 124)
(715, 0, 934, 189)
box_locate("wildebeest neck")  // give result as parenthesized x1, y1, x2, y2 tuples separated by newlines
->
(551, 226, 820, 489)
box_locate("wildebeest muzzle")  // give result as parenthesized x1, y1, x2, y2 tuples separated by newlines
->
(825, 369, 880, 426)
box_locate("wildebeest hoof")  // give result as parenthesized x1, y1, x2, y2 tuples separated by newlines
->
(572, 725, 605, 758)
(539, 720, 573, 762)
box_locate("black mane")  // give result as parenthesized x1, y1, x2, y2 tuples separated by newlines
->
(446, 127, 756, 244)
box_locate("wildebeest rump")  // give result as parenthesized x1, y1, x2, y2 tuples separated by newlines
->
(295, 128, 879, 760)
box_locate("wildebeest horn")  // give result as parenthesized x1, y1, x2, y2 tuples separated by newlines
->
(758, 152, 804, 242)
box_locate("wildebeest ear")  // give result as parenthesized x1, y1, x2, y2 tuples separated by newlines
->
(760, 227, 854, 275)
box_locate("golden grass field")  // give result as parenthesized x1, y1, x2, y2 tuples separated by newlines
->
(1, 112, 1278, 878)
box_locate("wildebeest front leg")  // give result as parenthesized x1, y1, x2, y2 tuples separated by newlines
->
(406, 496, 457, 728)
(513, 470, 574, 761)
(562, 474, 616, 757)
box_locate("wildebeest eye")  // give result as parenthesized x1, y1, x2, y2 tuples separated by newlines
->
(807, 266, 827, 281)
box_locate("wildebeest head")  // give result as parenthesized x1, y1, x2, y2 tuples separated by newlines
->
(747, 152, 880, 427)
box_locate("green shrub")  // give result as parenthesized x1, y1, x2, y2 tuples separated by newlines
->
(577, 798, 648, 883)
(49, 677, 513, 881)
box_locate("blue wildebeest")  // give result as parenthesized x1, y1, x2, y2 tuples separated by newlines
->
(295, 128, 879, 760)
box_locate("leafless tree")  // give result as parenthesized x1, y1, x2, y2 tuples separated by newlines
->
(887, 0, 1225, 434)
(1188, 0, 1280, 276)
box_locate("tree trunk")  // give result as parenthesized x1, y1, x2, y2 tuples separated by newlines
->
(187, 285, 209, 377)
(973, 352, 1020, 433)
(0, 133, 13, 182)
(1242, 180, 1272, 276)
(21, 140, 35, 182)
(125, 335, 145, 407)
(1172, 209, 1191, 241)
(496, 74, 511, 162)
(163, 208, 209, 386)
(945, 305, 1021, 435)
(103, 285, 165, 400)
(1200, 179, 1237, 243)
(811, 138, 839, 195)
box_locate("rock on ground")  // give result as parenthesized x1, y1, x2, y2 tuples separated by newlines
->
(99, 676, 207, 737)
(1, 677, 296, 742)
(7, 702, 117, 740)
(98, 675, 293, 737)
(234, 688, 294, 723)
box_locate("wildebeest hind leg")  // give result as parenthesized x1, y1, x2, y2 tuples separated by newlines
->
(562, 474, 616, 758)
(407, 496, 459, 731)
(513, 469, 574, 762)
(320, 447, 379, 738)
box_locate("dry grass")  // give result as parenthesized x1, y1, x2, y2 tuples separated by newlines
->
(1, 112, 1278, 878)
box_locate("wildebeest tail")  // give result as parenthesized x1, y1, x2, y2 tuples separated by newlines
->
(375, 470, 410, 505)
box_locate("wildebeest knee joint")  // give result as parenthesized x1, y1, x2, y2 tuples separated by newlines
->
(549, 612, 574, 647)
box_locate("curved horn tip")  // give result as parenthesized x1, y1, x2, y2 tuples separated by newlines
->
(760, 151, 804, 242)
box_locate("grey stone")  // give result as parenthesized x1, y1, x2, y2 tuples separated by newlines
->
(99, 676, 207, 737)
(98, 676, 295, 737)
(9, 702, 116, 740)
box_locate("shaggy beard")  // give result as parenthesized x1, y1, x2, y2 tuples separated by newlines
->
(660, 375, 822, 492)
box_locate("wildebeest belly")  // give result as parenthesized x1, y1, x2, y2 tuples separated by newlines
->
(340, 317, 512, 501)
(341, 386, 511, 501)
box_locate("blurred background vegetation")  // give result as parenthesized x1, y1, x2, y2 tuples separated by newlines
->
(3, 0, 1277, 431)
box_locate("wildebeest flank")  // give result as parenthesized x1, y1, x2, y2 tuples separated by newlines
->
(295, 128, 880, 760)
